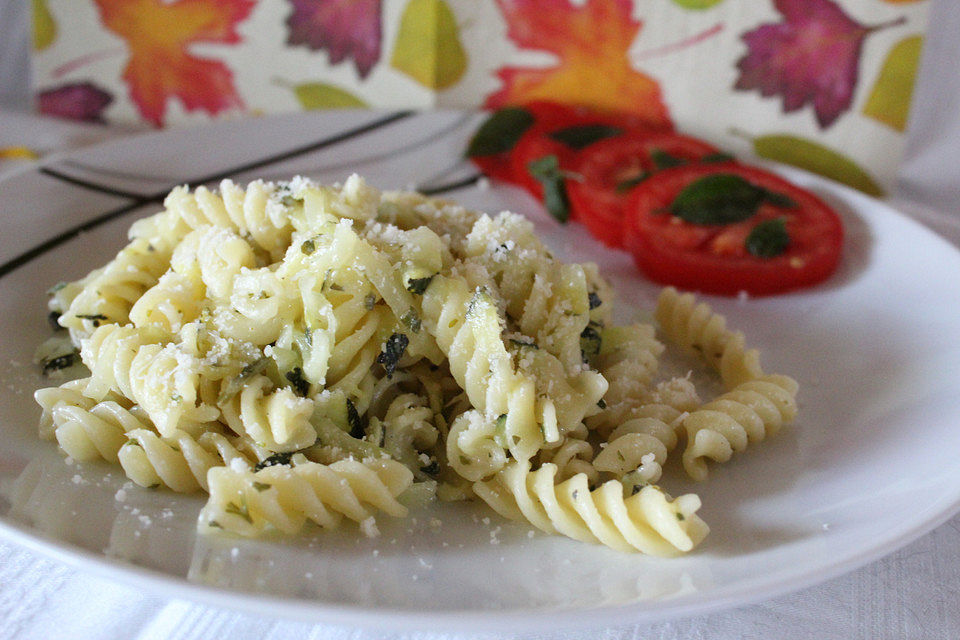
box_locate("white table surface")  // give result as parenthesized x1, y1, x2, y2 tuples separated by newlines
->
(3, 1, 960, 637)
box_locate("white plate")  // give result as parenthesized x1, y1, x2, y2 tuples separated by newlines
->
(2, 111, 960, 633)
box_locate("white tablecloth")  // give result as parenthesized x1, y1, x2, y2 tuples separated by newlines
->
(3, 1, 960, 637)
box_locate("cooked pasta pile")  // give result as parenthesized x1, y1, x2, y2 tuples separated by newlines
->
(34, 175, 797, 555)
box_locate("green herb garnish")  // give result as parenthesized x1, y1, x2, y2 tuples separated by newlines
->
(405, 275, 435, 295)
(745, 218, 790, 258)
(527, 155, 570, 223)
(346, 398, 364, 439)
(650, 149, 686, 170)
(42, 351, 79, 375)
(614, 172, 649, 193)
(285, 367, 310, 397)
(400, 308, 421, 334)
(255, 451, 294, 471)
(580, 325, 602, 361)
(669, 174, 796, 225)
(466, 107, 535, 157)
(549, 124, 623, 150)
(376, 333, 409, 376)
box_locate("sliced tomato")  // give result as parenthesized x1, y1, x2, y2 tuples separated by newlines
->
(567, 132, 723, 248)
(623, 163, 843, 296)
(510, 106, 667, 199)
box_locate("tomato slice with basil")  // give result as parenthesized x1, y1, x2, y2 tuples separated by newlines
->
(510, 105, 668, 198)
(623, 163, 843, 296)
(567, 132, 724, 248)
(467, 102, 611, 188)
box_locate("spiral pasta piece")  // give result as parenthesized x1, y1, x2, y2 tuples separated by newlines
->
(118, 428, 258, 492)
(79, 323, 170, 401)
(585, 323, 664, 435)
(60, 237, 174, 341)
(218, 374, 316, 452)
(473, 461, 708, 556)
(198, 457, 413, 536)
(536, 426, 598, 485)
(164, 180, 294, 260)
(50, 400, 153, 463)
(129, 271, 206, 333)
(421, 276, 544, 464)
(35, 378, 95, 440)
(128, 342, 220, 436)
(378, 393, 439, 479)
(655, 287, 764, 388)
(681, 374, 799, 481)
(446, 410, 508, 482)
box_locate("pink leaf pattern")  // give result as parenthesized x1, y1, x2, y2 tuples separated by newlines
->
(285, 0, 383, 79)
(734, 0, 904, 129)
(37, 82, 114, 123)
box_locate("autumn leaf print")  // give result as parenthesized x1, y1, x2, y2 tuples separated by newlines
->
(488, 0, 671, 128)
(37, 82, 114, 123)
(286, 0, 383, 79)
(93, 0, 255, 127)
(734, 0, 906, 129)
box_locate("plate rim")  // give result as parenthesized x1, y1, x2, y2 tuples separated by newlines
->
(3, 111, 960, 631)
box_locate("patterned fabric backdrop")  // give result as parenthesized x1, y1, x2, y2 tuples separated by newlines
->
(31, 0, 930, 196)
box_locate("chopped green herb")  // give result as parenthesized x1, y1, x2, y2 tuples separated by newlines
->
(47, 282, 68, 294)
(405, 275, 435, 295)
(580, 325, 602, 361)
(493, 413, 508, 448)
(420, 460, 440, 476)
(549, 124, 623, 150)
(300, 238, 316, 255)
(252, 481, 272, 492)
(225, 499, 253, 524)
(364, 293, 378, 310)
(527, 155, 570, 223)
(400, 308, 421, 334)
(346, 398, 364, 439)
(75, 313, 108, 327)
(255, 451, 294, 471)
(676, 512, 686, 521)
(466, 107, 535, 157)
(376, 333, 409, 376)
(42, 351, 80, 375)
(207, 520, 224, 529)
(218, 357, 269, 403)
(47, 311, 63, 331)
(745, 218, 790, 258)
(285, 367, 310, 397)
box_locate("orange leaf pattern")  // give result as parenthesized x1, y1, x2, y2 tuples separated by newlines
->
(93, 0, 255, 127)
(486, 0, 671, 128)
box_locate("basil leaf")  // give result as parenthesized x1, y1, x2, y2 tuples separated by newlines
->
(548, 124, 623, 150)
(670, 173, 768, 224)
(762, 189, 798, 209)
(701, 152, 736, 163)
(466, 107, 534, 157)
(650, 149, 686, 170)
(614, 172, 649, 193)
(527, 155, 570, 223)
(746, 218, 790, 258)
